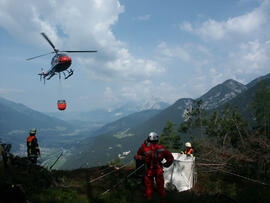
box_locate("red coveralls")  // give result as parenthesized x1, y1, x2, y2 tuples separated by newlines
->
(137, 142, 174, 199)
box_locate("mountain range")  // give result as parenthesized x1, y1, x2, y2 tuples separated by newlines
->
(0, 97, 86, 164)
(1, 73, 270, 169)
(47, 100, 169, 128)
(62, 73, 270, 169)
(0, 97, 71, 134)
(0, 95, 169, 168)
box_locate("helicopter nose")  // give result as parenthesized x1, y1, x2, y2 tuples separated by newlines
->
(61, 57, 71, 62)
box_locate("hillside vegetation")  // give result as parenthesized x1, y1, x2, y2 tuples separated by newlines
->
(1, 155, 270, 203)
(63, 74, 270, 169)
(1, 75, 270, 202)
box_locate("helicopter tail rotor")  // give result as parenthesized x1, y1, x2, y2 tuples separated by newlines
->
(38, 68, 46, 84)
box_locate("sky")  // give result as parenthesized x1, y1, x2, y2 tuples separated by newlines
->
(0, 0, 270, 112)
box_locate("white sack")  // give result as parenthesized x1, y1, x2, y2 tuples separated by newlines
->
(163, 153, 195, 192)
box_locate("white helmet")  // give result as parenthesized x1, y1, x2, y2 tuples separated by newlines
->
(185, 142, 192, 148)
(148, 132, 158, 142)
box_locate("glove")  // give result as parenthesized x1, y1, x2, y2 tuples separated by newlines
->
(163, 161, 172, 168)
(163, 163, 168, 168)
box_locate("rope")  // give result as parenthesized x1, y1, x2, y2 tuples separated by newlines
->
(198, 162, 270, 187)
(101, 163, 145, 196)
(196, 163, 227, 166)
(99, 166, 113, 173)
(196, 157, 234, 167)
(49, 151, 63, 170)
(89, 159, 134, 184)
(58, 77, 63, 98)
(193, 158, 270, 188)
(101, 180, 124, 196)
(126, 163, 144, 178)
(216, 168, 270, 187)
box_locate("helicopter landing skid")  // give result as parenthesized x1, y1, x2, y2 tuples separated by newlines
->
(64, 69, 73, 80)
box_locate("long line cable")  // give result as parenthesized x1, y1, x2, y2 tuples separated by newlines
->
(58, 76, 63, 99)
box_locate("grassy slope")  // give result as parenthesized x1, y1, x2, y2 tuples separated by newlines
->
(1, 160, 270, 203)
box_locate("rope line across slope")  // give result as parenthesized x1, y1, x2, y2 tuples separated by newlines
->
(89, 159, 134, 184)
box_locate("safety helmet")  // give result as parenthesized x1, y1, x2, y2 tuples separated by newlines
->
(185, 142, 192, 148)
(30, 128, 37, 135)
(148, 132, 158, 142)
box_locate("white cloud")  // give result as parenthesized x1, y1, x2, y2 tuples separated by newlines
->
(172, 0, 270, 97)
(178, 38, 270, 95)
(0, 88, 24, 95)
(180, 0, 269, 40)
(1, 0, 270, 111)
(0, 0, 163, 82)
(155, 38, 270, 100)
(157, 42, 191, 62)
(180, 21, 193, 32)
(119, 80, 191, 104)
(104, 86, 119, 103)
(229, 40, 270, 76)
(137, 14, 151, 21)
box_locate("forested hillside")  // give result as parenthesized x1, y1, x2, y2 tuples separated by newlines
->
(62, 75, 265, 169)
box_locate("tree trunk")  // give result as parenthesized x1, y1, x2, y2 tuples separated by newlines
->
(200, 109, 203, 138)
(223, 133, 228, 150)
(233, 118, 245, 147)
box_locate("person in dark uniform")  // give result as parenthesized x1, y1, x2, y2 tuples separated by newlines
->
(26, 128, 40, 164)
(0, 142, 12, 168)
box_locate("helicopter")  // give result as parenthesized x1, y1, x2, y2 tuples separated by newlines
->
(26, 32, 97, 83)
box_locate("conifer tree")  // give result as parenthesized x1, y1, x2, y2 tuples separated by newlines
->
(252, 81, 270, 138)
(159, 120, 182, 151)
(179, 99, 207, 138)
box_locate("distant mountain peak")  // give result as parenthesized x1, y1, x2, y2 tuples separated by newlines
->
(139, 100, 169, 111)
(246, 73, 270, 89)
(199, 78, 247, 109)
(222, 79, 245, 91)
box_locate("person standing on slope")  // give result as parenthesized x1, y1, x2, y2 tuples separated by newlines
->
(181, 142, 194, 157)
(136, 132, 174, 201)
(26, 128, 41, 164)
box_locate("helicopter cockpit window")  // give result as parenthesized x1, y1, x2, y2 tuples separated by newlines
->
(58, 53, 68, 57)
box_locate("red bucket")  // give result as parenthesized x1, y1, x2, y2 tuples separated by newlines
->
(57, 100, 66, 111)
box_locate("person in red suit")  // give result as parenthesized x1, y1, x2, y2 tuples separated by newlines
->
(135, 132, 174, 201)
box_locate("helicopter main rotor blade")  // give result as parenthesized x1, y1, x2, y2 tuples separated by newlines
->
(41, 32, 58, 52)
(60, 50, 98, 53)
(26, 52, 54, 61)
